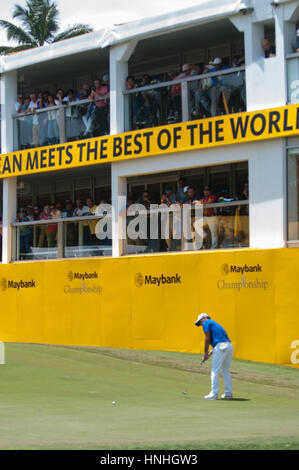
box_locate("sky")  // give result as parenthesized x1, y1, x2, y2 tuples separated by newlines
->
(0, 0, 201, 46)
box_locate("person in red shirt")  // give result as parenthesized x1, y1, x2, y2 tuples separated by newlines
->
(89, 76, 109, 136)
(200, 186, 218, 249)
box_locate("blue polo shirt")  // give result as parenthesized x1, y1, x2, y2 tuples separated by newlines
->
(202, 319, 230, 347)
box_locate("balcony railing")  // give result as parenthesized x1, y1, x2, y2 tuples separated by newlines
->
(287, 52, 299, 104)
(12, 96, 109, 152)
(12, 215, 112, 261)
(12, 200, 248, 261)
(123, 66, 246, 131)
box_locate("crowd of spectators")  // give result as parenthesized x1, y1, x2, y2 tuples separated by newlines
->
(16, 180, 249, 257)
(125, 53, 246, 129)
(126, 180, 249, 253)
(15, 75, 110, 149)
(16, 196, 111, 257)
(9, 26, 299, 148)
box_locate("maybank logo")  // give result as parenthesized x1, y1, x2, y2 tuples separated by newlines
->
(135, 273, 181, 287)
(1, 278, 36, 291)
(67, 271, 99, 281)
(135, 273, 144, 287)
(221, 263, 262, 275)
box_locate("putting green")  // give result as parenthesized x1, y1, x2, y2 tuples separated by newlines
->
(0, 343, 298, 450)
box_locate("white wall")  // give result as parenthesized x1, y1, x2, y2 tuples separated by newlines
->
(230, 0, 299, 111)
(1, 71, 18, 264)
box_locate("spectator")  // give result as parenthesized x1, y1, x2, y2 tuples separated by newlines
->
(182, 186, 200, 204)
(46, 94, 59, 144)
(77, 83, 91, 100)
(85, 197, 98, 245)
(15, 93, 24, 114)
(29, 93, 40, 147)
(210, 58, 230, 116)
(126, 196, 138, 253)
(73, 199, 89, 216)
(21, 97, 33, 148)
(176, 178, 187, 203)
(63, 89, 84, 141)
(138, 74, 158, 127)
(168, 64, 191, 122)
(126, 76, 136, 90)
(62, 200, 77, 247)
(15, 94, 26, 149)
(218, 188, 235, 248)
(33, 205, 40, 220)
(194, 65, 213, 117)
(37, 91, 47, 146)
(89, 77, 109, 136)
(161, 187, 177, 206)
(261, 39, 276, 58)
(126, 76, 142, 129)
(62, 200, 74, 218)
(200, 186, 218, 249)
(17, 208, 33, 257)
(189, 63, 205, 112)
(47, 203, 62, 248)
(38, 204, 52, 248)
(160, 188, 179, 251)
(182, 186, 201, 250)
(43, 91, 50, 104)
(137, 191, 158, 252)
(55, 89, 65, 106)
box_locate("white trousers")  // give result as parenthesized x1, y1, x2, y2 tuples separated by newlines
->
(211, 341, 233, 396)
(203, 216, 218, 249)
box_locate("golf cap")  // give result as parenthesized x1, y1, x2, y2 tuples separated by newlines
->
(213, 57, 222, 65)
(194, 313, 209, 326)
(182, 64, 190, 72)
(184, 186, 189, 193)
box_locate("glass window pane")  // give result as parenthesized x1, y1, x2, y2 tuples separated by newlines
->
(288, 150, 299, 240)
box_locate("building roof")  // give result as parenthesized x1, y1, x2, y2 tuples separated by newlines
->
(0, 0, 245, 73)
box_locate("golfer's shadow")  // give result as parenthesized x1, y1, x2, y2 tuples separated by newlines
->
(225, 398, 250, 402)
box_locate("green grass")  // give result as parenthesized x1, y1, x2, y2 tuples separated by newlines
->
(0, 343, 298, 450)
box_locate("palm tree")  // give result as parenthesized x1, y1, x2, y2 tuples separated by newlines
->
(0, 0, 93, 55)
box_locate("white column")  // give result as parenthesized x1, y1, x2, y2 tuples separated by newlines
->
(1, 71, 18, 264)
(110, 41, 137, 258)
(230, 1, 298, 111)
(2, 178, 17, 263)
(109, 40, 138, 135)
(249, 138, 286, 249)
(111, 165, 127, 258)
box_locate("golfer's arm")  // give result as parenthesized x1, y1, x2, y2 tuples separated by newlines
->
(204, 331, 211, 355)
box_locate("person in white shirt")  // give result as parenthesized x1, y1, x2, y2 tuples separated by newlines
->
(73, 199, 89, 217)
(63, 89, 84, 140)
(29, 93, 40, 147)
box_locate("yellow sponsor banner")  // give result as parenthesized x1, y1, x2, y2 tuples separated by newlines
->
(1, 104, 299, 178)
(0, 248, 298, 366)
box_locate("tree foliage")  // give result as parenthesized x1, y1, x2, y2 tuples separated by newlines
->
(0, 0, 93, 54)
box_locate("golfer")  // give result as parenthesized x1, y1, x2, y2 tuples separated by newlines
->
(195, 313, 233, 400)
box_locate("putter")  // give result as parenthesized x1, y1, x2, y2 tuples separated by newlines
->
(182, 359, 205, 396)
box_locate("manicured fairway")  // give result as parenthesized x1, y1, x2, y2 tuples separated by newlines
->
(0, 343, 298, 450)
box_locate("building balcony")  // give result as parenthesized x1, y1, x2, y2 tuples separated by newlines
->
(124, 66, 246, 132)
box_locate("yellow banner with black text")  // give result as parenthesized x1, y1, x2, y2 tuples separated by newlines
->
(1, 104, 299, 178)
